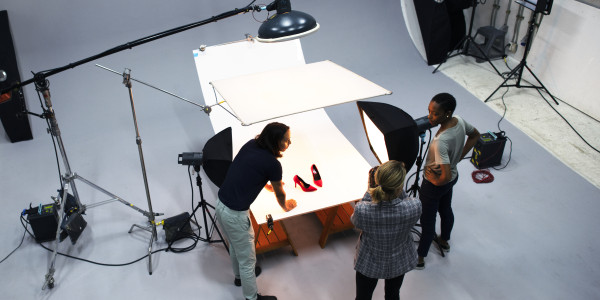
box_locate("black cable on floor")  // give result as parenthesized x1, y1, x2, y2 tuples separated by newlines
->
(494, 59, 599, 154)
(536, 88, 600, 154)
(19, 214, 168, 267)
(492, 87, 513, 170)
(0, 220, 27, 264)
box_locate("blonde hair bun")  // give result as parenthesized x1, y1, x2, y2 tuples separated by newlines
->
(368, 160, 406, 203)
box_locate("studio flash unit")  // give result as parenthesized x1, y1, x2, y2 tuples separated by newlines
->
(178, 152, 203, 166)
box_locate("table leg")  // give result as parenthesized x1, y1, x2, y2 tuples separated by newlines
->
(318, 205, 340, 248)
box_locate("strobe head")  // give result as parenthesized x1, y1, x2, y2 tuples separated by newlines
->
(178, 152, 203, 166)
(414, 115, 435, 134)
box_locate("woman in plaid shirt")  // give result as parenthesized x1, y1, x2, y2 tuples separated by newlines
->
(351, 160, 422, 300)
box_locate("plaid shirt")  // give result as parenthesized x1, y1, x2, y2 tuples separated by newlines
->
(351, 191, 422, 279)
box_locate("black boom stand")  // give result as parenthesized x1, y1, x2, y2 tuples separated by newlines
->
(484, 9, 558, 104)
(433, 0, 503, 76)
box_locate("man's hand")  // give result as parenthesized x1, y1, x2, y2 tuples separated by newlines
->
(284, 199, 297, 212)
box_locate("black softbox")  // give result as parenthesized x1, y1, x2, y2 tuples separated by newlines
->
(357, 101, 419, 171)
(202, 127, 233, 188)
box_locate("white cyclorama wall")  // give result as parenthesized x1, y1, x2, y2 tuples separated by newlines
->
(469, 0, 600, 120)
(402, 0, 600, 120)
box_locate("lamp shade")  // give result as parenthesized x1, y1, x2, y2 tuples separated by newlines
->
(256, 10, 319, 42)
(202, 127, 233, 187)
(357, 101, 419, 171)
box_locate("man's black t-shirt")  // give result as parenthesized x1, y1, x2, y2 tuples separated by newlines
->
(218, 139, 282, 211)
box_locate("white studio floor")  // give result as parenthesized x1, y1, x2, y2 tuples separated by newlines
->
(1, 1, 599, 299)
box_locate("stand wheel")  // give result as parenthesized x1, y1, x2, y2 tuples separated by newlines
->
(43, 277, 55, 289)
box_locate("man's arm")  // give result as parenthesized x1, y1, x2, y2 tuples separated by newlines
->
(270, 180, 297, 212)
(461, 128, 481, 160)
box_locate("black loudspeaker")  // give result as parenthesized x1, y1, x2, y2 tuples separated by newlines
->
(470, 132, 506, 169)
(0, 10, 33, 143)
(26, 204, 59, 243)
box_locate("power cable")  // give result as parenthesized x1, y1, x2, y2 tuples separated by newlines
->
(18, 214, 167, 267)
(495, 58, 599, 154)
(0, 219, 27, 264)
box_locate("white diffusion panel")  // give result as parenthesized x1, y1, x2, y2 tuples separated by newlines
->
(194, 39, 305, 152)
(193, 40, 373, 224)
(211, 60, 392, 125)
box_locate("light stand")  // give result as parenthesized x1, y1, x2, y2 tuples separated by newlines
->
(171, 127, 233, 251)
(191, 163, 228, 250)
(95, 65, 232, 252)
(432, 0, 504, 76)
(120, 69, 160, 275)
(406, 131, 428, 198)
(32, 77, 162, 290)
(166, 164, 229, 252)
(484, 10, 558, 104)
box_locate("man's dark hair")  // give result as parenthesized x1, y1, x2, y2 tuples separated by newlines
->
(431, 93, 457, 114)
(256, 122, 289, 158)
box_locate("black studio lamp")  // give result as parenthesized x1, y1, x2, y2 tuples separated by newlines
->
(256, 0, 320, 42)
(357, 101, 437, 169)
(175, 127, 233, 251)
(357, 101, 437, 196)
(357, 101, 421, 171)
(178, 127, 233, 188)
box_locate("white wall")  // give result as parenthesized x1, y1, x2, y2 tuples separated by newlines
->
(471, 0, 600, 120)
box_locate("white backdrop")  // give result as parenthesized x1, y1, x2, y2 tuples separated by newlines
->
(193, 40, 378, 223)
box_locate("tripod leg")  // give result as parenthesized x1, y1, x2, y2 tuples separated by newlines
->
(147, 231, 154, 275)
(433, 35, 469, 74)
(43, 183, 70, 290)
(485, 62, 523, 102)
(202, 204, 229, 252)
(466, 39, 504, 76)
(524, 64, 559, 105)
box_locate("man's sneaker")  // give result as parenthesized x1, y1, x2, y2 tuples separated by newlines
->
(415, 257, 425, 270)
(234, 266, 262, 286)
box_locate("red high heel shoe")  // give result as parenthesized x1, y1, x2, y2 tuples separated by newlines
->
(294, 175, 317, 192)
(311, 164, 322, 187)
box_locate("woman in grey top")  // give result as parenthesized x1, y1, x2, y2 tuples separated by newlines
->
(416, 93, 480, 269)
(351, 160, 422, 300)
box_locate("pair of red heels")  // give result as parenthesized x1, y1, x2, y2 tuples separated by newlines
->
(293, 164, 322, 192)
